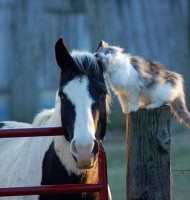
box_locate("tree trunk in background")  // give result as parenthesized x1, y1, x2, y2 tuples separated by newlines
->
(9, 0, 91, 122)
(10, 0, 43, 122)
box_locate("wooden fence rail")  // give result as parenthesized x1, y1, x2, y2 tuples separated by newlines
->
(126, 106, 172, 200)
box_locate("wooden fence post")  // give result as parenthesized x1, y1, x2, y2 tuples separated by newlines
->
(126, 106, 172, 200)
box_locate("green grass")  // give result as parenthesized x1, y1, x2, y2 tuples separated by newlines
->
(172, 132, 190, 200)
(104, 132, 126, 200)
(104, 130, 190, 200)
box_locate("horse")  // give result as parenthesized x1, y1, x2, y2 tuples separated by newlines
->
(0, 37, 112, 200)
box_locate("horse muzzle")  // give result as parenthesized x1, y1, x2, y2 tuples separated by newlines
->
(70, 140, 99, 169)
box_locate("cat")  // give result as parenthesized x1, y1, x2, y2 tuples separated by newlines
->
(95, 40, 190, 128)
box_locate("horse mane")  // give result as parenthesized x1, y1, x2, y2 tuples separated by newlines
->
(32, 109, 54, 127)
(71, 51, 101, 76)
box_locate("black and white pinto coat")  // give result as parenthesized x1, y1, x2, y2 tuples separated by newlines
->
(0, 38, 112, 200)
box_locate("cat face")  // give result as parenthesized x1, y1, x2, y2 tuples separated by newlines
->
(95, 41, 123, 65)
(95, 47, 115, 65)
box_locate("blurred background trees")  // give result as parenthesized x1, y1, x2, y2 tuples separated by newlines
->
(0, 0, 189, 126)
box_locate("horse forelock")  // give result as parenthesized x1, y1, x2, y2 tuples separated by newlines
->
(70, 51, 111, 114)
(71, 51, 101, 77)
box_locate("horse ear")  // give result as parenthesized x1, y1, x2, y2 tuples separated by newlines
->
(55, 37, 75, 70)
(95, 40, 108, 52)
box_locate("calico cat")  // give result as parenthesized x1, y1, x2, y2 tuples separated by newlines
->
(95, 40, 190, 128)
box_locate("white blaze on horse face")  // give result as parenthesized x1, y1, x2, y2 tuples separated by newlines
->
(62, 76, 96, 160)
(62, 76, 96, 168)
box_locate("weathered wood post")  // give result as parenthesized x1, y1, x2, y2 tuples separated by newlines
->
(126, 106, 171, 200)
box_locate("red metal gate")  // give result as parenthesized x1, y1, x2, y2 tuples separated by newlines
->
(0, 127, 109, 199)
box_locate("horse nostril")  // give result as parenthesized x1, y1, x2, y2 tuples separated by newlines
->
(70, 141, 78, 155)
(92, 140, 99, 157)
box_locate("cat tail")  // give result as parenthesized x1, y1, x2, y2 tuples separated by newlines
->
(170, 94, 190, 128)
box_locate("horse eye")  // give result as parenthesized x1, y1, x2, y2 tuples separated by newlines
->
(59, 91, 64, 99)
(99, 91, 107, 101)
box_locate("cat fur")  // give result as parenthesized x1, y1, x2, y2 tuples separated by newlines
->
(95, 40, 190, 128)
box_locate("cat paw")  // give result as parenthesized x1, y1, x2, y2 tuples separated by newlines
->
(129, 105, 138, 112)
(122, 108, 128, 114)
(138, 105, 147, 111)
(145, 104, 158, 110)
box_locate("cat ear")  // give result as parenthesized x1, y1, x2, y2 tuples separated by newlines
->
(55, 37, 76, 71)
(95, 40, 108, 52)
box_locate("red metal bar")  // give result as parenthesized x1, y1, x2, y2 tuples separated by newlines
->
(0, 127, 63, 138)
(99, 144, 109, 199)
(0, 184, 103, 196)
(0, 128, 109, 198)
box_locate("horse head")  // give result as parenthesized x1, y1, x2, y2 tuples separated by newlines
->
(55, 37, 109, 169)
